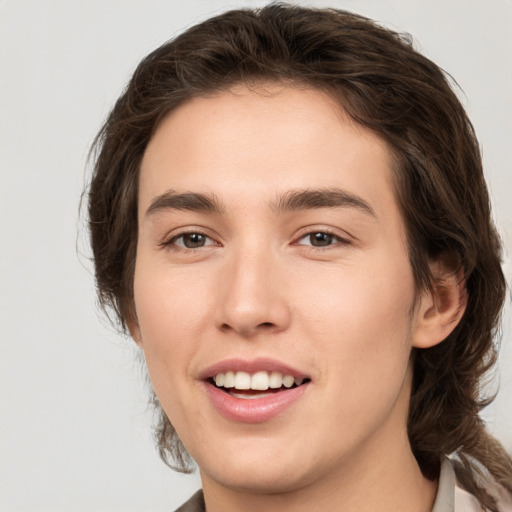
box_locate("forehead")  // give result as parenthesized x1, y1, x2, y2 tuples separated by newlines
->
(139, 84, 398, 222)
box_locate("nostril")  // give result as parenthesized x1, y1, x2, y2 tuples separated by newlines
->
(219, 321, 277, 335)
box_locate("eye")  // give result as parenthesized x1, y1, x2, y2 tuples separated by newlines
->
(297, 231, 348, 248)
(168, 232, 216, 249)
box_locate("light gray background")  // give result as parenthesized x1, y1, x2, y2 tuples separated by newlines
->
(1, 1, 511, 510)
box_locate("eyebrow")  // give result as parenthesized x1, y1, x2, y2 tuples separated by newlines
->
(145, 187, 375, 218)
(146, 190, 225, 216)
(272, 188, 376, 217)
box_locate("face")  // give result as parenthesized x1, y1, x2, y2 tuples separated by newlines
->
(134, 84, 424, 495)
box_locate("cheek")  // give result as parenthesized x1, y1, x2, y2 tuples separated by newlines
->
(299, 253, 414, 330)
(300, 267, 415, 432)
(132, 261, 210, 397)
(296, 255, 416, 381)
(134, 255, 211, 336)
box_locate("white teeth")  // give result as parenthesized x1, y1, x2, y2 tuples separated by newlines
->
(269, 371, 283, 389)
(224, 371, 235, 388)
(212, 370, 306, 391)
(230, 391, 273, 400)
(282, 375, 294, 388)
(251, 371, 269, 390)
(234, 371, 251, 389)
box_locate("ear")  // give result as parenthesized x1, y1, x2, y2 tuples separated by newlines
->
(412, 261, 467, 349)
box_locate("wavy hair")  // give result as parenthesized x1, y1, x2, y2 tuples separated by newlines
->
(87, 4, 511, 509)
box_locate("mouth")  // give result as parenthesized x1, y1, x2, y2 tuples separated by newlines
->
(208, 370, 311, 399)
(201, 360, 311, 422)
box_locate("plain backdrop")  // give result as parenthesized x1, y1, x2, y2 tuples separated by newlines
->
(1, 1, 511, 510)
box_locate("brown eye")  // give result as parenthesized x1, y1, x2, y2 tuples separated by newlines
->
(296, 231, 349, 249)
(182, 233, 206, 248)
(169, 232, 215, 249)
(309, 232, 334, 247)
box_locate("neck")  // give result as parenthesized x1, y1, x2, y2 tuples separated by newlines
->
(201, 436, 437, 512)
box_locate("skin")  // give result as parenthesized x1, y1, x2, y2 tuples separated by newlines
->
(132, 84, 465, 512)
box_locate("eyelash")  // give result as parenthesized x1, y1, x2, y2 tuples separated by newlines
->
(161, 228, 351, 253)
(161, 230, 218, 253)
(294, 228, 351, 250)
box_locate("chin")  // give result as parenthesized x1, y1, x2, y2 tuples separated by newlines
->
(194, 437, 329, 496)
(201, 461, 315, 496)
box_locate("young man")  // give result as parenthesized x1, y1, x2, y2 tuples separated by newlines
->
(88, 4, 512, 511)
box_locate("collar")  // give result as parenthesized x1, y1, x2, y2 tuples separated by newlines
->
(431, 458, 455, 512)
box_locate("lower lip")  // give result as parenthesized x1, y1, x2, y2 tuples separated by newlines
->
(203, 382, 309, 423)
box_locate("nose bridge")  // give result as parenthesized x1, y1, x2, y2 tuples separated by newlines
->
(216, 238, 290, 336)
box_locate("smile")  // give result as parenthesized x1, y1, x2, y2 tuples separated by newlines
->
(201, 360, 311, 422)
(213, 370, 306, 395)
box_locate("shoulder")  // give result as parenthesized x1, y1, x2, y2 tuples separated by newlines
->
(458, 471, 512, 512)
(174, 490, 205, 512)
(454, 485, 487, 512)
(437, 457, 512, 512)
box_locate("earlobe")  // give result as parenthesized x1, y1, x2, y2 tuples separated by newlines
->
(412, 266, 467, 349)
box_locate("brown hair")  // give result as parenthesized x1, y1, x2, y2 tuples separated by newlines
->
(88, 3, 511, 509)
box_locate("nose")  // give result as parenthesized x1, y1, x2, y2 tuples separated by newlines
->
(215, 248, 291, 338)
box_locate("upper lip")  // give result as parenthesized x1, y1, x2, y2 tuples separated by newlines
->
(198, 357, 310, 381)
